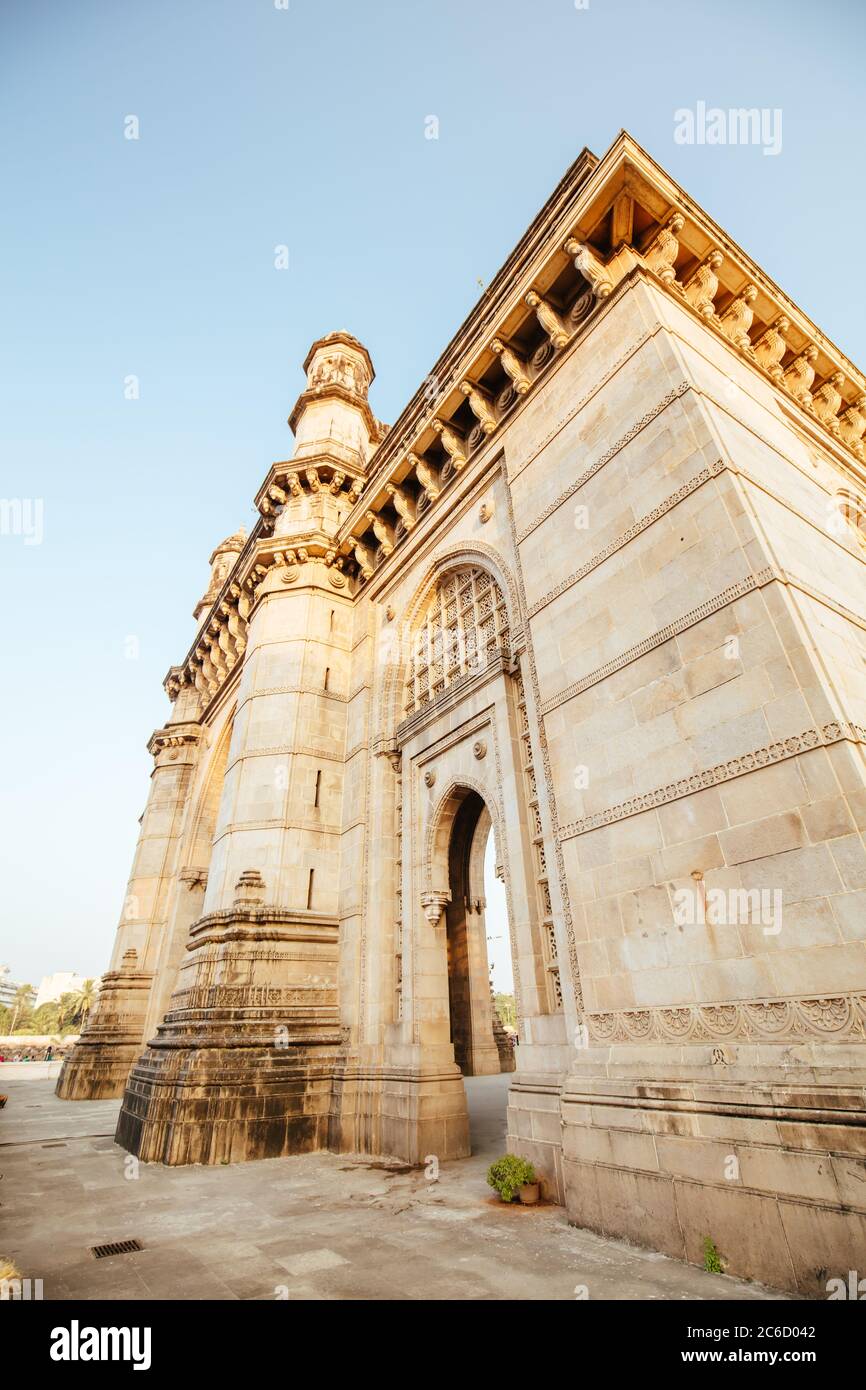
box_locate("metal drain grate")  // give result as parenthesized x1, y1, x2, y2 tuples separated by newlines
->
(90, 1239, 143, 1260)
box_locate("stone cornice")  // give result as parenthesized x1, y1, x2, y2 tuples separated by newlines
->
(328, 132, 866, 591)
(187, 907, 340, 950)
(288, 380, 381, 438)
(346, 145, 599, 509)
(165, 131, 866, 695)
(147, 722, 202, 760)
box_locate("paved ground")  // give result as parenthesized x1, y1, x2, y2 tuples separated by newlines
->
(0, 1064, 788, 1301)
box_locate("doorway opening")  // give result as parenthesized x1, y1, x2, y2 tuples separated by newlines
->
(444, 790, 515, 1079)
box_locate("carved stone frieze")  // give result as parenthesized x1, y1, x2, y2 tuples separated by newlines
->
(587, 993, 866, 1045)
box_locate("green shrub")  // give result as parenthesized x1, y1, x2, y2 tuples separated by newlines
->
(703, 1236, 723, 1274)
(486, 1154, 536, 1203)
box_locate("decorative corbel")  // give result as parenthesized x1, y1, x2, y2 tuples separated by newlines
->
(189, 655, 207, 702)
(811, 372, 845, 433)
(268, 483, 287, 506)
(285, 473, 303, 498)
(352, 536, 376, 578)
(305, 468, 321, 492)
(782, 344, 818, 408)
(641, 211, 685, 284)
(231, 582, 251, 625)
(838, 394, 866, 456)
(459, 380, 498, 435)
(196, 644, 218, 695)
(524, 290, 569, 348)
(430, 418, 467, 471)
(220, 598, 246, 662)
(208, 623, 228, 679)
(682, 250, 723, 319)
(408, 451, 440, 501)
(216, 616, 234, 671)
(385, 483, 417, 531)
(490, 338, 531, 395)
(753, 315, 790, 379)
(718, 283, 758, 351)
(329, 470, 345, 494)
(365, 510, 394, 556)
(421, 890, 451, 927)
(563, 239, 613, 300)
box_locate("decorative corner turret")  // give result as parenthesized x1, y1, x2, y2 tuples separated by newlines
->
(193, 526, 247, 622)
(287, 330, 384, 470)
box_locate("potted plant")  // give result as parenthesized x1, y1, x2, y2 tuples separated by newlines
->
(486, 1154, 539, 1204)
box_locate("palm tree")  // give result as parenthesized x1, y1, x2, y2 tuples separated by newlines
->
(59, 980, 98, 1030)
(9, 984, 34, 1033)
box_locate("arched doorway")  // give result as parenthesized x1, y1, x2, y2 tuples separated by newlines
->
(443, 787, 515, 1078)
(381, 553, 562, 1165)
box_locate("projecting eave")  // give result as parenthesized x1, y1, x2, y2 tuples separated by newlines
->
(333, 129, 866, 581)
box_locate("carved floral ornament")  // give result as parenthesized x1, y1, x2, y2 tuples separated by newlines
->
(587, 992, 866, 1045)
(345, 153, 866, 590)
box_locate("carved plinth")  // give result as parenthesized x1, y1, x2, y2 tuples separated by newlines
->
(115, 906, 344, 1165)
(55, 965, 154, 1100)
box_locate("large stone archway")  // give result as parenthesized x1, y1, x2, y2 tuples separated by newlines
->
(60, 134, 866, 1289)
(369, 555, 563, 1163)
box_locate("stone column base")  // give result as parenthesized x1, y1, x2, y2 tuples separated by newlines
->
(555, 1054, 866, 1297)
(117, 1037, 344, 1165)
(328, 1056, 471, 1162)
(55, 966, 153, 1100)
(56, 1042, 143, 1100)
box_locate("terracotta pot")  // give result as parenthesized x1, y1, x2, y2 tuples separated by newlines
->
(519, 1182, 540, 1205)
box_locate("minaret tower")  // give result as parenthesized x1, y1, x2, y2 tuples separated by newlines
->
(115, 333, 381, 1164)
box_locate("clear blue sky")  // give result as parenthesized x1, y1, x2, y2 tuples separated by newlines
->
(1, 0, 864, 986)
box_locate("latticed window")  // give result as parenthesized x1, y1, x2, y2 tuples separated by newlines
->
(404, 567, 509, 713)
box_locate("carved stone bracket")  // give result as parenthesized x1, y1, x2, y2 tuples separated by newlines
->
(421, 890, 450, 926)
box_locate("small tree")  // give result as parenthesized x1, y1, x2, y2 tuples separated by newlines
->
(493, 993, 516, 1029)
(31, 1001, 62, 1034)
(9, 985, 34, 1033)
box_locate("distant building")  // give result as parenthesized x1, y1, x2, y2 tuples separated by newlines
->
(34, 973, 98, 1010)
(0, 966, 32, 1010)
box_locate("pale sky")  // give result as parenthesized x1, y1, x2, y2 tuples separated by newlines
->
(1, 0, 864, 985)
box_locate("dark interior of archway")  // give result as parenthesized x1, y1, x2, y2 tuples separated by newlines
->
(445, 790, 485, 1076)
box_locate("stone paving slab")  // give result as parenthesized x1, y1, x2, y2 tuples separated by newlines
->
(0, 1066, 789, 1301)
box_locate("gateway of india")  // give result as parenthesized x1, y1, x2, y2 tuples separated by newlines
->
(60, 134, 866, 1294)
